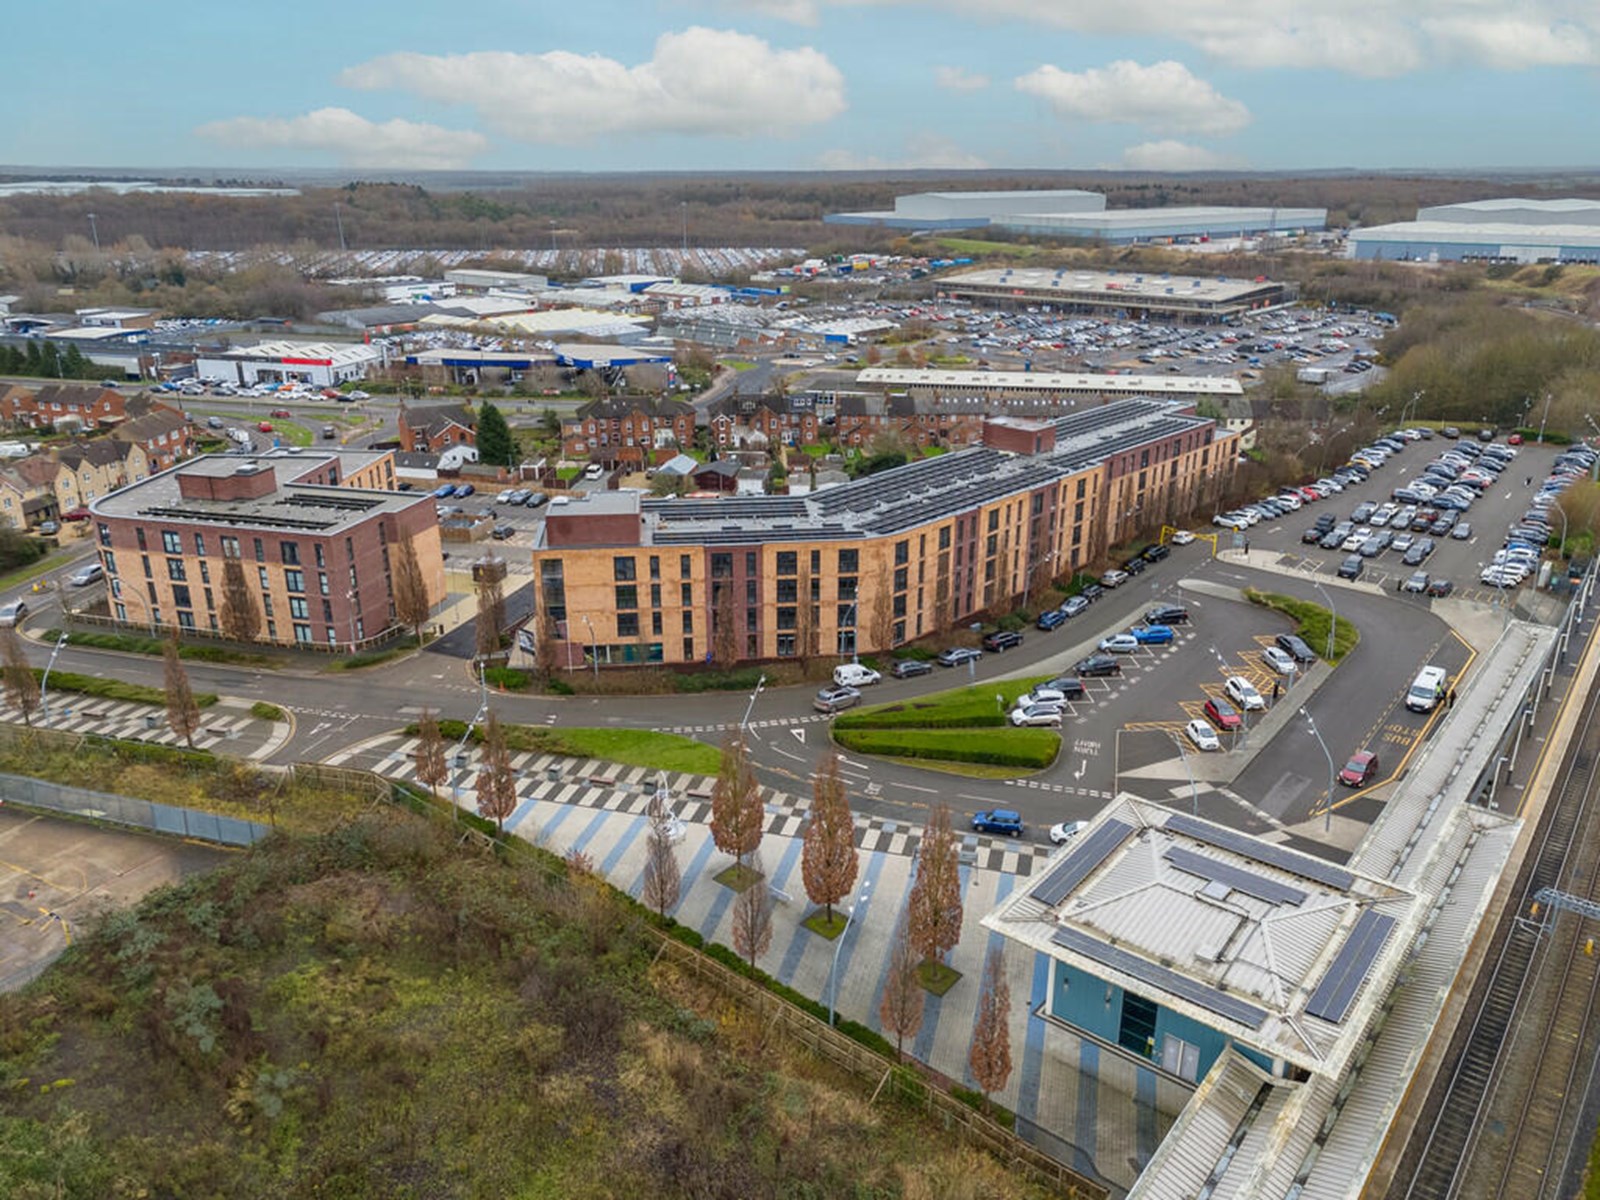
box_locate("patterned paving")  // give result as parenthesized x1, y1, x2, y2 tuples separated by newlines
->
(0, 694, 281, 759)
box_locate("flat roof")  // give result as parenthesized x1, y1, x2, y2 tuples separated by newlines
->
(1420, 197, 1600, 217)
(1350, 220, 1600, 247)
(942, 266, 1281, 302)
(90, 449, 420, 535)
(983, 796, 1418, 1077)
(857, 366, 1243, 397)
(999, 206, 1325, 229)
(208, 340, 379, 366)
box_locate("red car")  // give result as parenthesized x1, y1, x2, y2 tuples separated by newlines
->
(269, 408, 292, 418)
(1507, 433, 1524, 445)
(1338, 750, 1379, 787)
(257, 421, 274, 433)
(1203, 696, 1243, 732)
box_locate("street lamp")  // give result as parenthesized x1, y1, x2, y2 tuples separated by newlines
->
(345, 589, 359, 650)
(39, 631, 69, 725)
(1301, 706, 1338, 833)
(740, 673, 766, 730)
(1553, 503, 1569, 559)
(841, 600, 858, 662)
(111, 578, 157, 635)
(580, 614, 599, 680)
(1169, 730, 1200, 816)
(1312, 579, 1337, 662)
(827, 879, 872, 1026)
(447, 670, 492, 823)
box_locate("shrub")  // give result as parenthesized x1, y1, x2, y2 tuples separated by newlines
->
(32, 670, 218, 708)
(546, 678, 576, 695)
(250, 701, 284, 721)
(671, 667, 769, 694)
(834, 728, 1060, 769)
(1241, 589, 1360, 663)
(484, 666, 532, 691)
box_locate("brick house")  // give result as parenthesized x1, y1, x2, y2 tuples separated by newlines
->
(0, 383, 126, 431)
(398, 402, 476, 455)
(707, 395, 819, 451)
(561, 397, 697, 465)
(53, 440, 134, 511)
(113, 408, 196, 474)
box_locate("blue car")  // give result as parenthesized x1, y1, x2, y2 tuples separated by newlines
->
(1036, 608, 1068, 631)
(432, 484, 455, 499)
(1130, 624, 1175, 645)
(453, 483, 475, 497)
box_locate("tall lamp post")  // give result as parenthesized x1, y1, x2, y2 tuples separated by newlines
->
(447, 668, 491, 825)
(740, 673, 767, 730)
(345, 589, 359, 650)
(1169, 731, 1200, 816)
(579, 614, 599, 680)
(827, 879, 872, 1026)
(1301, 706, 1338, 833)
(39, 630, 69, 725)
(1312, 579, 1337, 662)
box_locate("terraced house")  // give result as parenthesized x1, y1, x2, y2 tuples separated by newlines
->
(531, 398, 1238, 668)
(562, 396, 697, 466)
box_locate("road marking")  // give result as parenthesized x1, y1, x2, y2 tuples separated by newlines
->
(791, 728, 805, 744)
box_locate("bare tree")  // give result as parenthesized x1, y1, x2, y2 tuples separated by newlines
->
(413, 708, 447, 796)
(641, 787, 682, 919)
(907, 804, 963, 967)
(533, 612, 561, 683)
(711, 579, 739, 669)
(730, 853, 774, 970)
(475, 564, 506, 666)
(474, 710, 516, 834)
(392, 533, 432, 649)
(794, 559, 818, 671)
(0, 628, 38, 726)
(161, 634, 201, 749)
(218, 556, 261, 644)
(869, 562, 896, 653)
(801, 749, 857, 924)
(969, 946, 1014, 1106)
(879, 916, 925, 1059)
(710, 732, 764, 875)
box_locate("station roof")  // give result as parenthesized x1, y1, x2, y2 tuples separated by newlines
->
(983, 796, 1418, 1077)
(857, 366, 1243, 397)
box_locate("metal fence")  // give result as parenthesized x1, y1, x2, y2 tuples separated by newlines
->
(0, 770, 272, 847)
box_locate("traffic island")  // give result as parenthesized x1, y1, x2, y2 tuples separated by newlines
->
(833, 680, 1063, 774)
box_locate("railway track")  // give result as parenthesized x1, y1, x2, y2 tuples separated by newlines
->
(1394, 664, 1600, 1199)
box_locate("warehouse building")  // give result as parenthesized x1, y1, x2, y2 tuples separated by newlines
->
(991, 205, 1326, 243)
(939, 267, 1293, 322)
(195, 340, 381, 389)
(856, 366, 1243, 406)
(89, 448, 446, 651)
(1348, 197, 1600, 263)
(530, 398, 1239, 668)
(826, 188, 1105, 229)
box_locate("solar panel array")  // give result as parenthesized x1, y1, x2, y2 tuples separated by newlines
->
(1031, 819, 1135, 907)
(1052, 926, 1269, 1030)
(1305, 910, 1397, 1024)
(1164, 847, 1308, 908)
(1166, 814, 1355, 892)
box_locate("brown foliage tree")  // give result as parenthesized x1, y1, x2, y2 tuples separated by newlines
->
(218, 555, 261, 645)
(794, 559, 818, 670)
(869, 563, 895, 653)
(730, 854, 774, 969)
(413, 708, 447, 796)
(712, 579, 739, 669)
(641, 788, 683, 919)
(475, 564, 506, 665)
(162, 634, 201, 749)
(969, 946, 1014, 1104)
(392, 533, 432, 649)
(801, 749, 857, 924)
(907, 804, 963, 967)
(710, 732, 764, 872)
(474, 710, 516, 834)
(879, 916, 925, 1058)
(0, 628, 38, 726)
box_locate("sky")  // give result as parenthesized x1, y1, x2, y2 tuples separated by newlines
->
(6, 1, 1599, 174)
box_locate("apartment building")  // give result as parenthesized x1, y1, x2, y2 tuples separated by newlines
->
(89, 448, 445, 649)
(531, 398, 1238, 669)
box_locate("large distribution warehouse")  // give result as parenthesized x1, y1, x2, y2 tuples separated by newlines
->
(937, 266, 1295, 321)
(1348, 197, 1600, 263)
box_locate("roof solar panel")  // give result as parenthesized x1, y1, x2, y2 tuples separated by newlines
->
(1305, 910, 1396, 1024)
(1164, 847, 1308, 907)
(1031, 819, 1135, 907)
(1052, 926, 1268, 1029)
(1166, 813, 1355, 891)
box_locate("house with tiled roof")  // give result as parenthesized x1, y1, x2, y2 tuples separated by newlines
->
(398, 402, 476, 455)
(112, 408, 195, 474)
(561, 396, 697, 466)
(0, 383, 126, 431)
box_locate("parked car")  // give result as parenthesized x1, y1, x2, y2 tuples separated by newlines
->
(454, 483, 475, 498)
(269, 408, 292, 419)
(1131, 624, 1175, 645)
(1075, 654, 1122, 677)
(1049, 820, 1089, 845)
(982, 630, 1023, 653)
(1203, 696, 1242, 732)
(1185, 719, 1222, 752)
(322, 425, 337, 439)
(490, 524, 515, 540)
(971, 809, 1025, 836)
(432, 484, 456, 499)
(1099, 633, 1140, 654)
(1145, 604, 1189, 625)
(890, 658, 933, 679)
(1224, 675, 1266, 711)
(1338, 751, 1380, 787)
(1010, 704, 1063, 728)
(1121, 557, 1147, 576)
(833, 663, 881, 688)
(1275, 634, 1317, 664)
(1061, 596, 1091, 618)
(1337, 555, 1365, 580)
(1426, 578, 1455, 597)
(256, 421, 274, 433)
(1169, 530, 1196, 546)
(1038, 678, 1087, 702)
(1036, 608, 1069, 631)
(1079, 584, 1105, 603)
(1262, 646, 1299, 675)
(937, 647, 982, 667)
(1141, 543, 1171, 563)
(812, 685, 862, 714)
(1401, 571, 1431, 594)
(0, 599, 27, 627)
(1099, 569, 1130, 588)
(68, 563, 104, 587)
(1451, 522, 1472, 540)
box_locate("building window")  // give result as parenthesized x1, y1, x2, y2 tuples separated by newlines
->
(318, 572, 329, 595)
(314, 544, 325, 568)
(293, 624, 312, 645)
(839, 577, 858, 601)
(166, 558, 186, 582)
(280, 542, 300, 566)
(613, 556, 637, 581)
(680, 582, 692, 607)
(681, 611, 693, 634)
(135, 528, 147, 551)
(258, 566, 270, 591)
(776, 551, 797, 575)
(680, 554, 691, 576)
(651, 611, 663, 636)
(683, 637, 695, 661)
(776, 607, 797, 630)
(895, 540, 909, 566)
(938, 526, 951, 550)
(650, 584, 661, 608)
(615, 585, 638, 610)
(289, 597, 309, 620)
(97, 523, 111, 548)
(221, 536, 240, 559)
(746, 579, 757, 606)
(838, 548, 859, 573)
(253, 538, 265, 562)
(894, 567, 908, 592)
(171, 585, 192, 610)
(141, 554, 152, 579)
(711, 553, 733, 578)
(178, 611, 195, 630)
(103, 552, 117, 577)
(322, 599, 333, 623)
(776, 579, 797, 603)
(649, 555, 660, 580)
(776, 634, 796, 657)
(811, 549, 821, 573)
(617, 612, 640, 638)
(262, 594, 274, 618)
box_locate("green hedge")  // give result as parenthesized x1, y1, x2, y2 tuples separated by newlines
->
(46, 629, 272, 666)
(1241, 589, 1360, 664)
(33, 669, 218, 708)
(834, 727, 1060, 769)
(401, 721, 722, 775)
(484, 666, 533, 691)
(836, 680, 1045, 730)
(701, 943, 898, 1059)
(250, 701, 284, 721)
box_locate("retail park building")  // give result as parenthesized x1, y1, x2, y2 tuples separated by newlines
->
(937, 266, 1295, 323)
(531, 398, 1239, 667)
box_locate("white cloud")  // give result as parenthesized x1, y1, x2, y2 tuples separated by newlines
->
(806, 1, 1600, 75)
(742, 0, 820, 22)
(340, 28, 846, 143)
(1016, 60, 1250, 136)
(935, 65, 990, 91)
(817, 134, 989, 170)
(1115, 140, 1244, 171)
(195, 107, 487, 169)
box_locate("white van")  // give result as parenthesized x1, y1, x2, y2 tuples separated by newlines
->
(1406, 666, 1448, 713)
(832, 663, 881, 688)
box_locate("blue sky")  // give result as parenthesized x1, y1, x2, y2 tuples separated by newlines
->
(7, 1, 1598, 173)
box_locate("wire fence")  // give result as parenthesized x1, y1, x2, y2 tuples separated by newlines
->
(0, 766, 271, 846)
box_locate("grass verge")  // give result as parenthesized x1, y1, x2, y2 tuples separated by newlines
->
(834, 727, 1060, 769)
(836, 679, 1048, 731)
(0, 551, 60, 594)
(250, 701, 284, 721)
(46, 628, 275, 667)
(325, 645, 409, 671)
(409, 720, 724, 776)
(916, 960, 962, 996)
(33, 669, 217, 708)
(1241, 589, 1360, 664)
(713, 863, 764, 892)
(802, 911, 849, 939)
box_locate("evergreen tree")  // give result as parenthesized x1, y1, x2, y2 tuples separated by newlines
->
(476, 401, 516, 469)
(23, 341, 41, 376)
(61, 343, 88, 379)
(39, 341, 59, 378)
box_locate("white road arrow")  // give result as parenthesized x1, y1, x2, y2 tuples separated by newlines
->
(791, 727, 806, 744)
(1074, 760, 1088, 781)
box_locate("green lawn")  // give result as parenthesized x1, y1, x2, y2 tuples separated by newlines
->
(413, 720, 724, 776)
(0, 549, 62, 594)
(556, 466, 582, 482)
(272, 420, 313, 447)
(934, 237, 1041, 258)
(1242, 589, 1360, 663)
(721, 359, 757, 372)
(836, 679, 1048, 730)
(834, 727, 1060, 769)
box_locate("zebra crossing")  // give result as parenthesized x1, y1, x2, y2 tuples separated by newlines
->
(663, 714, 831, 735)
(336, 734, 1041, 875)
(1004, 777, 1116, 802)
(0, 694, 281, 759)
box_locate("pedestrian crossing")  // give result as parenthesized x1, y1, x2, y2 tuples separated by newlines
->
(663, 714, 831, 735)
(0, 694, 273, 757)
(336, 734, 1041, 875)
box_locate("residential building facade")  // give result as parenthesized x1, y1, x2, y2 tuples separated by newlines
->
(562, 397, 697, 465)
(0, 383, 127, 431)
(398, 402, 476, 455)
(531, 399, 1238, 668)
(89, 448, 444, 650)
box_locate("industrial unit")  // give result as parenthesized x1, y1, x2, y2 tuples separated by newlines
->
(194, 340, 381, 389)
(938, 267, 1294, 322)
(1348, 197, 1600, 263)
(856, 366, 1244, 403)
(826, 188, 1105, 229)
